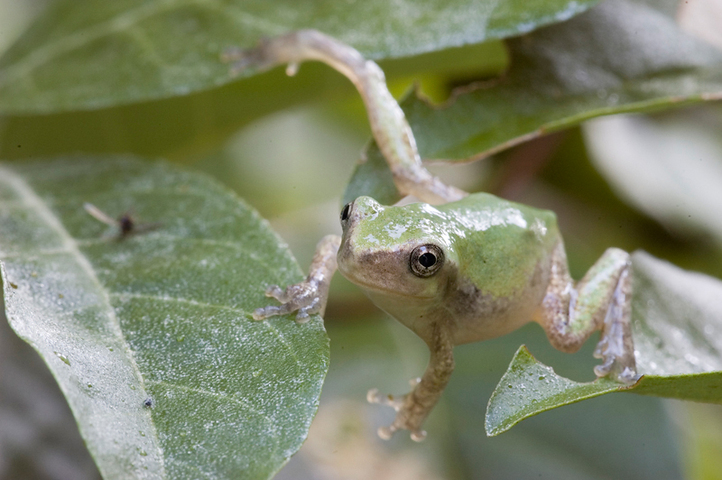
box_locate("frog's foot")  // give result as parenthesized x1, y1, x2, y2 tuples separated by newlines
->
(367, 378, 427, 442)
(593, 335, 638, 384)
(253, 235, 339, 324)
(222, 32, 318, 78)
(252, 282, 322, 324)
(221, 40, 289, 76)
(592, 268, 639, 384)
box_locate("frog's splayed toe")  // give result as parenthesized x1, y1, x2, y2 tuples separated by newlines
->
(366, 388, 405, 411)
(366, 386, 429, 441)
(591, 267, 638, 383)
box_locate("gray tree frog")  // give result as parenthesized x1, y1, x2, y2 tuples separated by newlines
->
(225, 30, 638, 442)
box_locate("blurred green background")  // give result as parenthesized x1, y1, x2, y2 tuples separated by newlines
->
(2, 1, 722, 479)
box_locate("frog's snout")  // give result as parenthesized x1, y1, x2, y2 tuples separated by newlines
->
(338, 196, 384, 270)
(339, 196, 383, 230)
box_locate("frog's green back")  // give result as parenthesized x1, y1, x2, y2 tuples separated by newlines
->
(438, 193, 560, 299)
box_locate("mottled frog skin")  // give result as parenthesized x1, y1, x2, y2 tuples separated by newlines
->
(338, 194, 557, 347)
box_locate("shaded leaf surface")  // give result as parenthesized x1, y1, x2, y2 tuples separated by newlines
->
(345, 0, 722, 205)
(0, 0, 599, 114)
(486, 251, 722, 435)
(584, 108, 722, 244)
(0, 157, 329, 479)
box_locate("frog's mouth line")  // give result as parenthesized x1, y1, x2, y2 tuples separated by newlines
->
(339, 275, 435, 300)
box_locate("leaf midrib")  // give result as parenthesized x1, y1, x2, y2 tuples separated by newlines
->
(0, 165, 168, 477)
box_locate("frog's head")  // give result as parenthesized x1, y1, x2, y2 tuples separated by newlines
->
(337, 196, 458, 309)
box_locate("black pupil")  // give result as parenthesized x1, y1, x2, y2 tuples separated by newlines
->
(419, 252, 436, 268)
(340, 203, 351, 221)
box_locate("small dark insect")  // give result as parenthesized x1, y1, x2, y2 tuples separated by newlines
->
(84, 203, 161, 239)
(9, 282, 18, 289)
(143, 397, 153, 408)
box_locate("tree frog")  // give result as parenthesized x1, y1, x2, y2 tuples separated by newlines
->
(226, 30, 638, 442)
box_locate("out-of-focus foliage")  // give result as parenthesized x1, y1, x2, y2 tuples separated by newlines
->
(274, 317, 684, 480)
(585, 106, 722, 245)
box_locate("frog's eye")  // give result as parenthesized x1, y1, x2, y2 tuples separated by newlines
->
(340, 202, 352, 224)
(410, 244, 444, 277)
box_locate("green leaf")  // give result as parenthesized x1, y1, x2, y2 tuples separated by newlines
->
(0, 298, 102, 478)
(485, 346, 633, 437)
(0, 157, 329, 479)
(341, 145, 400, 207)
(345, 0, 722, 203)
(486, 251, 722, 436)
(0, 0, 600, 114)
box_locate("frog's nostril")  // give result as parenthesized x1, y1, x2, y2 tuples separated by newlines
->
(340, 202, 352, 222)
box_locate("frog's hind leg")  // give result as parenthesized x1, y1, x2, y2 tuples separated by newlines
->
(223, 30, 466, 204)
(535, 242, 638, 383)
(367, 321, 455, 441)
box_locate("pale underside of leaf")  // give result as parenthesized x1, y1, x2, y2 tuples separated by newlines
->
(0, 157, 329, 479)
(584, 110, 722, 245)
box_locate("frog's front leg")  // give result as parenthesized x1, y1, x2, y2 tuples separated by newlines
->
(223, 30, 467, 205)
(253, 235, 341, 323)
(368, 321, 454, 441)
(536, 243, 638, 383)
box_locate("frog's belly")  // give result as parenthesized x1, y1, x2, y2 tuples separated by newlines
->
(448, 268, 549, 345)
(450, 292, 542, 344)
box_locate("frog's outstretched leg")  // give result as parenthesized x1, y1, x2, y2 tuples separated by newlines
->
(536, 243, 638, 383)
(223, 30, 467, 205)
(367, 321, 455, 441)
(253, 235, 341, 323)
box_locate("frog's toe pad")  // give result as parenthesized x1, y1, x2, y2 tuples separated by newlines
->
(367, 389, 428, 441)
(593, 340, 639, 384)
(294, 308, 311, 324)
(264, 284, 287, 302)
(367, 388, 404, 411)
(252, 305, 280, 321)
(376, 425, 426, 442)
(377, 425, 396, 440)
(254, 281, 323, 321)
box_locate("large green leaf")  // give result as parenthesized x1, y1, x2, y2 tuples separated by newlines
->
(0, 0, 599, 114)
(0, 157, 329, 479)
(486, 251, 722, 436)
(345, 0, 722, 205)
